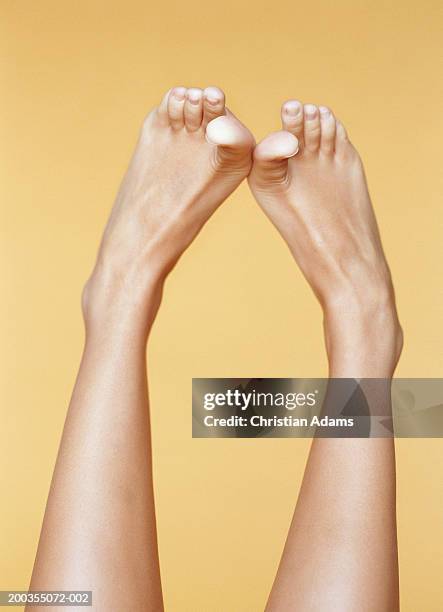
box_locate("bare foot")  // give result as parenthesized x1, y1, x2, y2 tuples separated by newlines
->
(84, 86, 254, 330)
(248, 100, 402, 376)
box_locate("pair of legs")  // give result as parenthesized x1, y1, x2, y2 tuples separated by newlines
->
(28, 87, 402, 611)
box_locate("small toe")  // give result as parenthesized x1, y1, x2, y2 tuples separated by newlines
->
(319, 106, 336, 155)
(336, 120, 349, 143)
(303, 104, 321, 153)
(335, 120, 353, 158)
(281, 100, 304, 142)
(167, 87, 186, 130)
(184, 88, 203, 132)
(203, 87, 225, 127)
(156, 88, 173, 125)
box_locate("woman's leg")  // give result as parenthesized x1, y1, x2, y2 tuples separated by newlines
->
(249, 100, 402, 610)
(28, 86, 254, 611)
(28, 295, 163, 610)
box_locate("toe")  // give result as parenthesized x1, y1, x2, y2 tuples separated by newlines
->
(319, 106, 336, 155)
(335, 120, 353, 158)
(156, 88, 173, 126)
(202, 87, 225, 127)
(206, 111, 255, 169)
(303, 104, 321, 153)
(336, 120, 349, 144)
(253, 131, 299, 161)
(281, 100, 304, 142)
(184, 88, 203, 132)
(167, 87, 186, 130)
(250, 130, 299, 188)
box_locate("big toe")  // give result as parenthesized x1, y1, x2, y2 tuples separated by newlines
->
(249, 131, 299, 188)
(206, 112, 255, 168)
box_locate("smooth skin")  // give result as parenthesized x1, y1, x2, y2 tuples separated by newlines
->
(27, 86, 255, 611)
(28, 88, 401, 612)
(249, 100, 402, 611)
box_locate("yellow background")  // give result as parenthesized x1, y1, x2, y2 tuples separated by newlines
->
(1, 1, 442, 610)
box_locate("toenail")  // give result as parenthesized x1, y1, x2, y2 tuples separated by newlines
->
(173, 88, 185, 101)
(206, 96, 220, 106)
(284, 101, 301, 116)
(188, 92, 202, 105)
(205, 87, 223, 105)
(319, 106, 330, 116)
(304, 104, 317, 119)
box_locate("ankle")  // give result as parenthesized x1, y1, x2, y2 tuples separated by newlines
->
(82, 262, 164, 338)
(323, 288, 403, 377)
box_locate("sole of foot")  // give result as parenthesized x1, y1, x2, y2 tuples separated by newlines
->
(91, 86, 255, 291)
(248, 99, 394, 305)
(248, 99, 402, 371)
